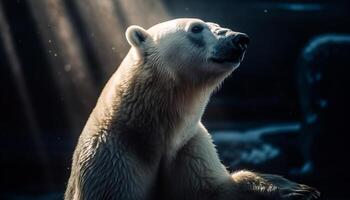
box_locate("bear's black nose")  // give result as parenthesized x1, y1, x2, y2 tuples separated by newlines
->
(232, 33, 250, 50)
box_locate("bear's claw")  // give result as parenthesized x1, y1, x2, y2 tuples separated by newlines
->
(258, 174, 320, 200)
(279, 184, 320, 200)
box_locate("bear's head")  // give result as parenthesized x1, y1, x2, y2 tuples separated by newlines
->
(125, 18, 249, 86)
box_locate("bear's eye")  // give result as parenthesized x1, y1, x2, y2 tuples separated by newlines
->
(191, 25, 204, 34)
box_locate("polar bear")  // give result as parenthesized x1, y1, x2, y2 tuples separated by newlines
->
(65, 18, 319, 200)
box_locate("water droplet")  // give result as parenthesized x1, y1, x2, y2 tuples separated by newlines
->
(64, 64, 71, 72)
(306, 113, 318, 124)
(319, 99, 328, 108)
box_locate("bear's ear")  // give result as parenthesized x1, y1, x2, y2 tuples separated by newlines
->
(125, 25, 150, 48)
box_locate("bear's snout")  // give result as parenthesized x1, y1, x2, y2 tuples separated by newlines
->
(223, 32, 249, 54)
(231, 33, 249, 51)
(211, 32, 249, 64)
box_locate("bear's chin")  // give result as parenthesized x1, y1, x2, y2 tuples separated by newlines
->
(209, 54, 244, 67)
(209, 57, 240, 64)
(208, 59, 241, 71)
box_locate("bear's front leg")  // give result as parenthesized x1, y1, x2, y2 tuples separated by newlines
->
(161, 123, 232, 200)
(163, 123, 319, 200)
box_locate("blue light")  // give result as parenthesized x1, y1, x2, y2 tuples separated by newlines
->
(277, 3, 322, 12)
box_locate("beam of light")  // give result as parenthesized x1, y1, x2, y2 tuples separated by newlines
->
(0, 2, 53, 188)
(116, 0, 170, 28)
(72, 0, 131, 76)
(72, 0, 170, 75)
(28, 0, 99, 134)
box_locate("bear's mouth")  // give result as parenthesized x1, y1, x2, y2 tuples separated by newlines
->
(209, 53, 244, 65)
(209, 57, 240, 64)
(209, 47, 246, 65)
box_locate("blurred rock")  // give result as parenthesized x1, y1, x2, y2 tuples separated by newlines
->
(212, 123, 303, 174)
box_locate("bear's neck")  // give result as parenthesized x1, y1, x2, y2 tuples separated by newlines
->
(93, 61, 212, 139)
(122, 69, 207, 134)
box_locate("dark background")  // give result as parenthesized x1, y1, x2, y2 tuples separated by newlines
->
(1, 0, 349, 199)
